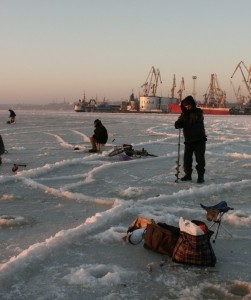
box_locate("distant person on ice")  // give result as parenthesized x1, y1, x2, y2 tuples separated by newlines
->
(174, 95, 207, 184)
(89, 119, 108, 153)
(8, 109, 16, 124)
(0, 135, 5, 165)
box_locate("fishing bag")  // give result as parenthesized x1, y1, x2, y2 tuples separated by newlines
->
(144, 222, 180, 257)
(172, 220, 217, 267)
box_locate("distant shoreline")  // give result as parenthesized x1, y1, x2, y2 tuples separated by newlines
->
(0, 101, 122, 111)
(0, 103, 73, 111)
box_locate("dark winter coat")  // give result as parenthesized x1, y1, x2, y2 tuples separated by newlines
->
(0, 135, 5, 155)
(174, 96, 207, 144)
(93, 120, 108, 144)
(9, 109, 16, 117)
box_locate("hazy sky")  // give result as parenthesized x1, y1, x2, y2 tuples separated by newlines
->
(1, 0, 250, 104)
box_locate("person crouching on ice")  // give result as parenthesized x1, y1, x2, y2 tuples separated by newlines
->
(89, 119, 108, 153)
(8, 109, 16, 124)
(174, 96, 207, 184)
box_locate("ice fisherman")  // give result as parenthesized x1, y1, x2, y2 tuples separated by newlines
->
(0, 135, 5, 165)
(174, 95, 207, 184)
(89, 119, 108, 153)
(8, 109, 16, 124)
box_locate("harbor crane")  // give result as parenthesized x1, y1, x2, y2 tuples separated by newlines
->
(231, 61, 251, 101)
(177, 77, 185, 103)
(170, 74, 176, 98)
(230, 81, 245, 107)
(140, 66, 162, 97)
(203, 74, 226, 107)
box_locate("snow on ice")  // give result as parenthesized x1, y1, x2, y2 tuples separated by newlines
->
(0, 110, 251, 299)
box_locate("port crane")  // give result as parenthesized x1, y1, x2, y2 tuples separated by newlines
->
(203, 74, 226, 107)
(177, 77, 185, 103)
(231, 61, 251, 102)
(140, 66, 162, 96)
(230, 81, 246, 107)
(170, 74, 176, 98)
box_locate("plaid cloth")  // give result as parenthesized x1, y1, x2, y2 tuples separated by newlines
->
(172, 221, 216, 266)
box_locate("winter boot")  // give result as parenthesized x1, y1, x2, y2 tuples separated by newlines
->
(88, 149, 97, 153)
(180, 174, 192, 181)
(197, 174, 205, 184)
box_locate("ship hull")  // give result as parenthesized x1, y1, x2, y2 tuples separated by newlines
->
(168, 103, 230, 115)
(140, 96, 171, 113)
(74, 104, 85, 112)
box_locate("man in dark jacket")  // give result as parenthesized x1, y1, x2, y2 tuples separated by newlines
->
(89, 119, 108, 153)
(174, 96, 207, 183)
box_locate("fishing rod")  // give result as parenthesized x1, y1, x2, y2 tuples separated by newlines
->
(175, 129, 181, 183)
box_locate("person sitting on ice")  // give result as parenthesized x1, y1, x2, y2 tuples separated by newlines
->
(8, 109, 16, 124)
(89, 119, 108, 153)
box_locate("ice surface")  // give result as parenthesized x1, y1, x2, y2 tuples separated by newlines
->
(0, 110, 251, 299)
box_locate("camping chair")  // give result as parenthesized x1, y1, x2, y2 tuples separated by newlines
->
(200, 201, 234, 243)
